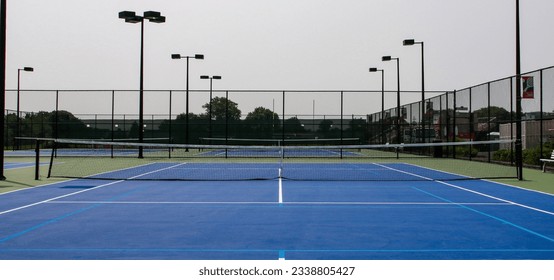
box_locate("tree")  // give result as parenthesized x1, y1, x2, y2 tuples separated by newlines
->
(472, 106, 511, 141)
(244, 107, 280, 138)
(284, 117, 305, 136)
(128, 121, 140, 139)
(158, 112, 205, 144)
(473, 106, 511, 122)
(5, 112, 19, 147)
(317, 119, 340, 138)
(318, 119, 333, 134)
(245, 107, 278, 121)
(48, 110, 88, 139)
(347, 118, 367, 140)
(202, 97, 241, 121)
(26, 111, 53, 138)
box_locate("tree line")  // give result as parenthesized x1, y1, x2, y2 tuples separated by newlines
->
(6, 97, 369, 147)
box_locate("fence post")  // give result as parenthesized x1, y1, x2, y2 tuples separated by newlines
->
(34, 139, 40, 180)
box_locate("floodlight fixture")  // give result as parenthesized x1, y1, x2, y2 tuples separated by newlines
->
(382, 56, 392, 61)
(119, 11, 142, 24)
(23, 67, 34, 72)
(125, 16, 142, 24)
(403, 39, 416, 46)
(143, 11, 161, 19)
(172, 54, 204, 60)
(118, 11, 136, 19)
(119, 11, 165, 24)
(149, 16, 165, 23)
(200, 75, 222, 80)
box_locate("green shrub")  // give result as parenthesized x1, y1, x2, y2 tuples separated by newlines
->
(493, 149, 513, 162)
(455, 145, 478, 158)
(523, 145, 552, 166)
(493, 142, 553, 166)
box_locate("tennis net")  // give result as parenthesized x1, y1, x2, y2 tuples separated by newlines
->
(199, 137, 361, 146)
(43, 138, 518, 181)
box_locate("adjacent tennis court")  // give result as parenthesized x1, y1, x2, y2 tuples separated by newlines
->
(1, 158, 554, 260)
(4, 162, 37, 170)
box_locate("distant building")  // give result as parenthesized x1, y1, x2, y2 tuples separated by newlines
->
(499, 119, 554, 149)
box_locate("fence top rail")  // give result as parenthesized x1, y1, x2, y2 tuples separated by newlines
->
(5, 89, 449, 94)
(455, 65, 554, 93)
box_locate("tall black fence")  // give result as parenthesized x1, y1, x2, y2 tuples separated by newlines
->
(4, 66, 554, 167)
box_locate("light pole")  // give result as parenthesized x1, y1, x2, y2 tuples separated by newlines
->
(172, 53, 204, 150)
(515, 0, 523, 180)
(119, 10, 165, 158)
(403, 39, 426, 142)
(0, 0, 7, 180)
(200, 75, 221, 139)
(369, 67, 385, 144)
(16, 67, 34, 149)
(382, 56, 401, 144)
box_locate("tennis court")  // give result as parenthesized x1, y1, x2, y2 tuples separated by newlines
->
(4, 162, 37, 170)
(1, 157, 554, 260)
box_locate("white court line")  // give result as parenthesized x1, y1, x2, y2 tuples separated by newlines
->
(400, 161, 554, 197)
(47, 201, 279, 205)
(373, 163, 554, 217)
(46, 200, 510, 206)
(278, 167, 283, 204)
(0, 180, 124, 216)
(0, 163, 186, 216)
(0, 162, 160, 196)
(284, 201, 510, 206)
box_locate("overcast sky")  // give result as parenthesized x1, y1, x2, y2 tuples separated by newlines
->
(4, 0, 554, 116)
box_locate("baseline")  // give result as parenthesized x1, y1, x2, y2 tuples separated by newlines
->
(0, 162, 186, 216)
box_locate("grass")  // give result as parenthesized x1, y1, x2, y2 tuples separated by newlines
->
(494, 167, 554, 194)
(0, 157, 65, 194)
(1, 155, 554, 195)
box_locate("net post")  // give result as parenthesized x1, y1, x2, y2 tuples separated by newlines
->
(468, 87, 473, 161)
(111, 90, 115, 159)
(339, 91, 344, 159)
(282, 91, 286, 150)
(34, 139, 40, 180)
(452, 89, 457, 159)
(279, 145, 284, 178)
(169, 90, 172, 159)
(225, 90, 229, 159)
(47, 140, 56, 178)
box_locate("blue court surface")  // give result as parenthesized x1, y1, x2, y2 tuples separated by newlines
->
(4, 162, 49, 170)
(1, 162, 554, 260)
(199, 148, 361, 158)
(4, 162, 37, 170)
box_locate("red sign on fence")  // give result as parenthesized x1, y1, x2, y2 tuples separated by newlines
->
(522, 76, 534, 99)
